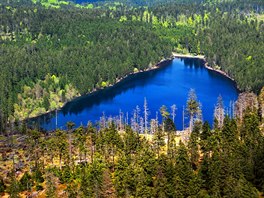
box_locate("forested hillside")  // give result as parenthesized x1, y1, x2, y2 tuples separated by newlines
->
(0, 0, 264, 197)
(0, 0, 263, 129)
(0, 2, 173, 129)
(0, 89, 263, 197)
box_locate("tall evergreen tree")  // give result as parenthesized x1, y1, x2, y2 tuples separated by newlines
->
(186, 89, 199, 132)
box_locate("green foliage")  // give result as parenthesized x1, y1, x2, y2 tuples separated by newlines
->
(1, 0, 262, 129)
(79, 154, 106, 197)
(13, 74, 79, 120)
(164, 117, 176, 132)
(0, 4, 172, 127)
(60, 166, 73, 184)
(153, 128, 165, 157)
(101, 81, 108, 88)
(133, 67, 139, 73)
(175, 141, 199, 197)
(7, 176, 20, 198)
(36, 184, 44, 191)
(0, 176, 6, 193)
(65, 182, 78, 198)
(188, 121, 201, 170)
(160, 105, 169, 119)
(0, 1, 264, 197)
(1, 100, 264, 197)
(191, 8, 264, 92)
(19, 172, 33, 191)
(186, 89, 199, 117)
(33, 168, 44, 183)
(45, 172, 56, 198)
(124, 126, 139, 156)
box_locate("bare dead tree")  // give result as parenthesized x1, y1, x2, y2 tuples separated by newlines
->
(171, 104, 177, 124)
(139, 117, 144, 134)
(119, 109, 124, 131)
(126, 112, 129, 127)
(214, 95, 225, 128)
(235, 92, 258, 120)
(99, 112, 106, 130)
(131, 109, 137, 132)
(150, 119, 157, 134)
(136, 105, 140, 126)
(107, 116, 113, 128)
(144, 97, 149, 134)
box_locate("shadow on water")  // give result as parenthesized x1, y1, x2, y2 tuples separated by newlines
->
(29, 57, 239, 131)
(182, 57, 205, 68)
(30, 60, 173, 128)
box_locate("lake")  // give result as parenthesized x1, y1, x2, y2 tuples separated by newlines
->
(31, 58, 239, 131)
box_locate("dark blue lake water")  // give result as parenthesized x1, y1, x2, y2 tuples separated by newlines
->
(31, 58, 239, 131)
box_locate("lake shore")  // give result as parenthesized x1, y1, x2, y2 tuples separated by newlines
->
(27, 57, 174, 124)
(28, 52, 240, 126)
(172, 52, 205, 60)
(172, 52, 239, 90)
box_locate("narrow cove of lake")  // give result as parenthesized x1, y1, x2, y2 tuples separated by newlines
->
(31, 58, 239, 131)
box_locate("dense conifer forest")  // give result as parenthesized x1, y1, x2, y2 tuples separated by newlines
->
(0, 0, 264, 128)
(0, 89, 264, 197)
(0, 0, 264, 197)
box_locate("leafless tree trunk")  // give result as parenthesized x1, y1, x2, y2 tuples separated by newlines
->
(119, 110, 123, 130)
(150, 119, 157, 134)
(171, 104, 177, 123)
(214, 95, 225, 128)
(139, 117, 144, 134)
(136, 105, 140, 128)
(144, 97, 149, 134)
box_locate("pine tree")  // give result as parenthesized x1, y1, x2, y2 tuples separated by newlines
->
(186, 89, 199, 132)
(174, 141, 196, 197)
(207, 150, 222, 197)
(113, 155, 129, 197)
(0, 176, 5, 193)
(19, 171, 33, 191)
(80, 154, 105, 197)
(134, 164, 153, 198)
(200, 121, 211, 153)
(8, 174, 20, 198)
(154, 162, 168, 198)
(66, 121, 75, 167)
(124, 126, 139, 157)
(188, 121, 201, 170)
(153, 128, 165, 158)
(45, 172, 56, 198)
(54, 130, 68, 170)
(164, 117, 176, 158)
(160, 105, 169, 132)
(73, 126, 87, 163)
(65, 182, 78, 198)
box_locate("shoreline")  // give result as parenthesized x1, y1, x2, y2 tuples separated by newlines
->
(172, 52, 205, 60)
(172, 52, 239, 90)
(27, 57, 174, 123)
(28, 52, 240, 124)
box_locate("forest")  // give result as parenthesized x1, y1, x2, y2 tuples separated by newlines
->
(0, 88, 263, 197)
(0, 0, 264, 197)
(0, 0, 264, 129)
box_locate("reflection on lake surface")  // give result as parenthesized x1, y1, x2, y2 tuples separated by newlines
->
(30, 58, 239, 131)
